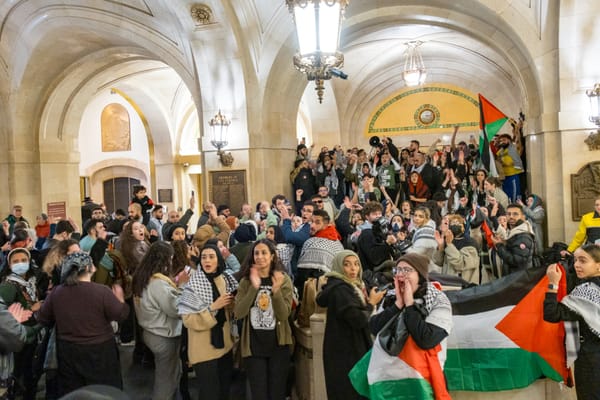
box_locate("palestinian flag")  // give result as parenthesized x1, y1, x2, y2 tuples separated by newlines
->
(349, 267, 569, 398)
(478, 94, 508, 176)
(349, 336, 450, 400)
(444, 267, 569, 391)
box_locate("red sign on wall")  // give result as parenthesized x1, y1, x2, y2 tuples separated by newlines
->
(47, 202, 67, 221)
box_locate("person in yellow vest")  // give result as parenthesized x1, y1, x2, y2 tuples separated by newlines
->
(496, 134, 524, 203)
(565, 196, 600, 254)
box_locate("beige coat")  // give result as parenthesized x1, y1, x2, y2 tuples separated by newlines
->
(181, 275, 234, 365)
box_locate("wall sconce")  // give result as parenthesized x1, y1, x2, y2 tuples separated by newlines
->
(585, 83, 600, 151)
(286, 0, 349, 104)
(208, 110, 234, 166)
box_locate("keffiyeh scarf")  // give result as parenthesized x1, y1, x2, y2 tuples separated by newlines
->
(177, 269, 238, 315)
(561, 281, 600, 366)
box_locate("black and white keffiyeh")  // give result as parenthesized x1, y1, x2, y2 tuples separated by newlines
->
(177, 269, 238, 315)
(561, 281, 600, 366)
(5, 273, 37, 303)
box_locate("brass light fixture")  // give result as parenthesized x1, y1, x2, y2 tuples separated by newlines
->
(208, 110, 233, 166)
(585, 83, 600, 151)
(402, 41, 427, 87)
(286, 0, 349, 103)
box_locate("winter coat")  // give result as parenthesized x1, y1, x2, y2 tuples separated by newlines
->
(316, 277, 372, 400)
(496, 220, 535, 274)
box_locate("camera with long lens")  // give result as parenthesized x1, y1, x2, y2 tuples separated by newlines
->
(372, 216, 390, 242)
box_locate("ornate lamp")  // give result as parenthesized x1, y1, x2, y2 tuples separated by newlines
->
(585, 84, 600, 151)
(208, 110, 233, 166)
(286, 0, 349, 103)
(402, 41, 427, 87)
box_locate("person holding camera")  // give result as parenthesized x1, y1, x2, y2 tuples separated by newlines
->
(356, 202, 398, 272)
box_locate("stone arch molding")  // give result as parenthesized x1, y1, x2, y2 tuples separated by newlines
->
(259, 0, 547, 148)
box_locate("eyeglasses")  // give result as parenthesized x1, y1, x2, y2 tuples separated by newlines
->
(393, 266, 415, 275)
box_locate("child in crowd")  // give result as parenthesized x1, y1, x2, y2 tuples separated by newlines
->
(131, 185, 154, 224)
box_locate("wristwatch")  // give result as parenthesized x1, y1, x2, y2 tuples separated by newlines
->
(547, 283, 558, 291)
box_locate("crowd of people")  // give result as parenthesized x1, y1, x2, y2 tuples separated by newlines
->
(0, 122, 599, 400)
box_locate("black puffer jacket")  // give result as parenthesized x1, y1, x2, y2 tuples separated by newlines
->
(496, 220, 535, 274)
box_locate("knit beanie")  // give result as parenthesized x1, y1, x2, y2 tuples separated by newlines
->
(397, 252, 429, 281)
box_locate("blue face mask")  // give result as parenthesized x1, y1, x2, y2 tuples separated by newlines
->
(11, 262, 30, 276)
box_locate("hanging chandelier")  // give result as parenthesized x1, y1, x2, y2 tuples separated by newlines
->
(286, 0, 349, 103)
(402, 41, 427, 87)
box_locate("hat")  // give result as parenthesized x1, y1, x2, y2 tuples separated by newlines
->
(7, 247, 31, 263)
(167, 223, 187, 241)
(233, 222, 257, 243)
(217, 204, 230, 215)
(397, 253, 429, 280)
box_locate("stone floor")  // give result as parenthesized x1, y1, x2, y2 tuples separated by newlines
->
(119, 345, 248, 400)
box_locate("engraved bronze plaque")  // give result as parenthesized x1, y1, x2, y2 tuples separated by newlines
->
(571, 161, 600, 221)
(209, 170, 247, 214)
(158, 189, 173, 203)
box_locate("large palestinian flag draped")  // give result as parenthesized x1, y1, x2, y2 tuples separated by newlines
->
(349, 267, 569, 397)
(478, 94, 508, 176)
(444, 267, 569, 391)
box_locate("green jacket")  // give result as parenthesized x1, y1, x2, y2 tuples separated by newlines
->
(234, 274, 293, 357)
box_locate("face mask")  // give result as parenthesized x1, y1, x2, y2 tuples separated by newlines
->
(449, 225, 464, 237)
(392, 222, 402, 233)
(11, 262, 30, 275)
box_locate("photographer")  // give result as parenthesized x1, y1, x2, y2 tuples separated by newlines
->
(356, 202, 397, 272)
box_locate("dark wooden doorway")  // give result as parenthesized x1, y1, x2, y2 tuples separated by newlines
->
(103, 177, 141, 214)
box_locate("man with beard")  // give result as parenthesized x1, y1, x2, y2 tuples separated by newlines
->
(496, 133, 524, 202)
(295, 210, 344, 295)
(491, 203, 534, 275)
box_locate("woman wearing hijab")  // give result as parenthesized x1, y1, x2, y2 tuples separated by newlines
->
(177, 244, 238, 400)
(544, 244, 600, 399)
(37, 252, 129, 396)
(0, 248, 41, 400)
(316, 250, 385, 399)
(520, 194, 545, 253)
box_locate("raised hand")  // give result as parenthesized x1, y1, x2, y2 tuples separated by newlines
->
(271, 271, 285, 294)
(249, 266, 261, 289)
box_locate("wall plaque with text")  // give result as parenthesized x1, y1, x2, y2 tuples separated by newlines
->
(209, 170, 247, 214)
(47, 201, 67, 221)
(158, 189, 173, 203)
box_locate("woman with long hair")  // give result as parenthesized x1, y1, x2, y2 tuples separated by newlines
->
(178, 244, 238, 400)
(37, 252, 128, 396)
(316, 250, 384, 399)
(132, 241, 187, 400)
(117, 221, 151, 357)
(403, 206, 438, 258)
(368, 253, 453, 399)
(42, 239, 81, 288)
(234, 239, 293, 400)
(470, 169, 488, 207)
(544, 244, 600, 399)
